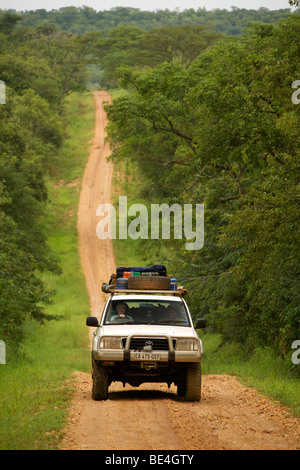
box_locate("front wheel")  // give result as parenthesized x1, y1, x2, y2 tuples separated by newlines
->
(184, 363, 202, 402)
(92, 360, 109, 400)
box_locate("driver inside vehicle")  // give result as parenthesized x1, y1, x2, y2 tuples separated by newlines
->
(110, 302, 133, 321)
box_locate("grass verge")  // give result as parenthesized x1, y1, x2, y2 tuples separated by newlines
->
(0, 91, 94, 450)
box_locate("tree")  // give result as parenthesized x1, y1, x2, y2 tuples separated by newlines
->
(134, 24, 224, 68)
(0, 86, 64, 170)
(0, 157, 59, 348)
(93, 25, 144, 88)
(0, 12, 22, 35)
(29, 24, 91, 103)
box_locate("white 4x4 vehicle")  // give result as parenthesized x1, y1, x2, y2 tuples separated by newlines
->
(86, 293, 206, 401)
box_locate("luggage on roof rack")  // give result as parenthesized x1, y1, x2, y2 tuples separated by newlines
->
(116, 264, 167, 278)
(103, 264, 187, 295)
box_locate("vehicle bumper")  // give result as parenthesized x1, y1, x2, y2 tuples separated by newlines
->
(92, 349, 201, 363)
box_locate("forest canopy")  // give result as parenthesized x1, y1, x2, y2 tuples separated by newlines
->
(0, 6, 297, 35)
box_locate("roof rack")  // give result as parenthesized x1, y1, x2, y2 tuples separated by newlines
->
(108, 288, 188, 297)
(102, 269, 188, 297)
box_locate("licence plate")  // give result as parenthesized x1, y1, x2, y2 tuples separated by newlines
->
(133, 352, 160, 361)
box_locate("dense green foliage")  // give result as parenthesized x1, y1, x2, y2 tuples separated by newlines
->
(106, 15, 300, 363)
(0, 14, 91, 354)
(0, 6, 297, 36)
(1, 6, 299, 372)
(2, 6, 297, 89)
(92, 23, 225, 88)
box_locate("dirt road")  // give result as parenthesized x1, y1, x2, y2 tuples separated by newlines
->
(60, 91, 299, 451)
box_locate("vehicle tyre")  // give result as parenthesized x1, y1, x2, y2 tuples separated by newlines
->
(92, 360, 109, 400)
(177, 382, 186, 398)
(184, 363, 201, 402)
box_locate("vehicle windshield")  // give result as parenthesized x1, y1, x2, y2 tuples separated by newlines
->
(104, 299, 190, 326)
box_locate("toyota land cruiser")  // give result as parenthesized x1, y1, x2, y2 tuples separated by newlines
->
(86, 291, 206, 401)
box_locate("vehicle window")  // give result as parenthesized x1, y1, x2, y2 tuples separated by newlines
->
(104, 300, 190, 326)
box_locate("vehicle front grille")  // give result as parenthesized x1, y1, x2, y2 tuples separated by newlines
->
(122, 337, 176, 351)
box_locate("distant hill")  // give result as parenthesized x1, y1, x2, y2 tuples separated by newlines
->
(0, 6, 298, 35)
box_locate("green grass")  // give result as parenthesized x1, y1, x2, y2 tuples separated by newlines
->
(0, 91, 95, 449)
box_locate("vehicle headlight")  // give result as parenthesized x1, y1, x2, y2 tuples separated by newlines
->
(176, 338, 199, 351)
(98, 337, 123, 349)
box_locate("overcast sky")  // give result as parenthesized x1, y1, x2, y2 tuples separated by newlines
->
(0, 0, 295, 12)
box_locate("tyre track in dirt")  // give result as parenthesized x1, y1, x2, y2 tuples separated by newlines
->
(60, 91, 300, 451)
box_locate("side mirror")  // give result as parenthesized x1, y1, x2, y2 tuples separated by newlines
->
(195, 318, 206, 329)
(86, 316, 99, 327)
